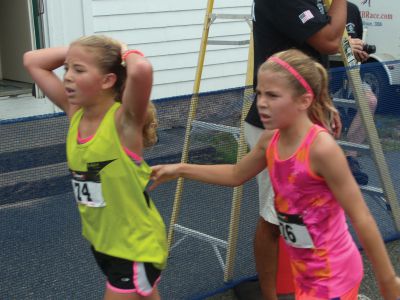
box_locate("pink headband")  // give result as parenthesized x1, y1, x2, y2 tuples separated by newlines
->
(268, 56, 314, 98)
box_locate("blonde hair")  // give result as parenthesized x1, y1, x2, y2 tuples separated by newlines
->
(71, 35, 158, 148)
(143, 101, 158, 148)
(259, 49, 337, 132)
(70, 35, 126, 101)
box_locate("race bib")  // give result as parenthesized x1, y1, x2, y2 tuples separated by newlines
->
(278, 212, 314, 248)
(71, 179, 106, 207)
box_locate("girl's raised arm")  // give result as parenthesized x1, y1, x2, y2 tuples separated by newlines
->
(311, 132, 400, 299)
(23, 47, 72, 115)
(120, 50, 153, 127)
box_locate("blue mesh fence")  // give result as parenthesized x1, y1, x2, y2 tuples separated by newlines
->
(1, 61, 400, 299)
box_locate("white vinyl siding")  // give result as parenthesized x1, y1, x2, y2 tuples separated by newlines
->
(87, 0, 252, 99)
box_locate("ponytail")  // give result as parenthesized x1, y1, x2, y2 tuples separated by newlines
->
(308, 63, 338, 134)
(143, 101, 158, 148)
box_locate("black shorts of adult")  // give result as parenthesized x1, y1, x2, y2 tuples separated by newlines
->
(91, 246, 161, 296)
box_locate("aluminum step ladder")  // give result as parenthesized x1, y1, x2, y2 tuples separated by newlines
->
(168, 0, 254, 282)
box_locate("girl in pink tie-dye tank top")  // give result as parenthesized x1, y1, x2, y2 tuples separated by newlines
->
(267, 124, 363, 298)
(149, 49, 400, 299)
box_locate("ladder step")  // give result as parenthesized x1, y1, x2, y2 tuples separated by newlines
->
(210, 13, 251, 21)
(192, 120, 240, 135)
(337, 140, 370, 154)
(174, 224, 228, 248)
(359, 185, 389, 211)
(360, 185, 384, 196)
(333, 97, 356, 108)
(207, 39, 250, 46)
(207, 13, 252, 46)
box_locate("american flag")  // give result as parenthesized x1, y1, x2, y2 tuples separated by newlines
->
(299, 10, 314, 24)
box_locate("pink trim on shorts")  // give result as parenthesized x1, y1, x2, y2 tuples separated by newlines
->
(133, 262, 151, 297)
(105, 262, 161, 296)
(106, 282, 137, 294)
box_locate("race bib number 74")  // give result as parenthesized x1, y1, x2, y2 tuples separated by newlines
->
(71, 179, 106, 207)
(278, 212, 314, 249)
(70, 162, 116, 208)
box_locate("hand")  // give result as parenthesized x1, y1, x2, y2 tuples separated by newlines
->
(331, 109, 342, 138)
(380, 276, 400, 300)
(349, 37, 369, 63)
(119, 41, 128, 55)
(149, 164, 181, 190)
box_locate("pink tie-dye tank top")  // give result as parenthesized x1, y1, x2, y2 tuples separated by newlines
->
(266, 124, 363, 298)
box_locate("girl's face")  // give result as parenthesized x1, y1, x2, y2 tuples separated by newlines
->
(256, 70, 304, 130)
(63, 45, 107, 106)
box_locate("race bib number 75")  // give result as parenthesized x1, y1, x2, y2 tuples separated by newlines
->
(278, 212, 314, 249)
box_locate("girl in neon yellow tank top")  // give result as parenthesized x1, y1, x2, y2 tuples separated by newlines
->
(149, 49, 400, 299)
(24, 35, 167, 300)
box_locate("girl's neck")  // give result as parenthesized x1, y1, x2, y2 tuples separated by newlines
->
(82, 96, 115, 122)
(278, 118, 314, 146)
(78, 96, 116, 138)
(276, 118, 314, 160)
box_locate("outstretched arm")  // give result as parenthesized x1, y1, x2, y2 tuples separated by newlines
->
(311, 132, 400, 299)
(23, 47, 76, 116)
(149, 129, 273, 190)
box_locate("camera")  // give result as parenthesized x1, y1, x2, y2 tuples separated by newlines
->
(363, 44, 376, 54)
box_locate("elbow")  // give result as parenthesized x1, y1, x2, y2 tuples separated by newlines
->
(310, 34, 342, 55)
(326, 39, 342, 55)
(126, 58, 153, 80)
(226, 179, 242, 187)
(315, 40, 342, 55)
(234, 178, 247, 187)
(230, 174, 248, 187)
(23, 51, 35, 70)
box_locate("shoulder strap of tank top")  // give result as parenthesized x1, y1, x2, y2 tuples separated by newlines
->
(266, 129, 280, 160)
(303, 124, 328, 151)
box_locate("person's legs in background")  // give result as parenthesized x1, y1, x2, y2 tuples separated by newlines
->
(254, 217, 280, 300)
(345, 83, 377, 185)
(245, 122, 285, 300)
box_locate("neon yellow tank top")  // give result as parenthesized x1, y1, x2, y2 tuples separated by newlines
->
(66, 102, 167, 269)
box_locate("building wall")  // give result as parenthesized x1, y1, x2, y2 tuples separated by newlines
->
(45, 0, 252, 100)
